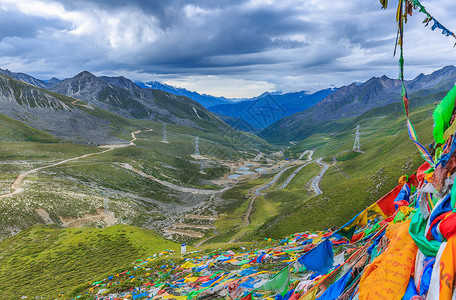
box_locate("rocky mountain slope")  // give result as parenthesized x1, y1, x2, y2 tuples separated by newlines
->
(0, 74, 123, 144)
(51, 71, 230, 132)
(0, 68, 60, 89)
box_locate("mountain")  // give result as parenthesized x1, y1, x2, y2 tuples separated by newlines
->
(208, 88, 336, 129)
(261, 65, 456, 143)
(0, 73, 125, 144)
(136, 81, 233, 107)
(0, 68, 60, 89)
(51, 71, 230, 132)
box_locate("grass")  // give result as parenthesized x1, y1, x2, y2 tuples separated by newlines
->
(0, 113, 59, 143)
(200, 174, 276, 244)
(253, 103, 434, 238)
(0, 225, 180, 299)
(0, 110, 276, 241)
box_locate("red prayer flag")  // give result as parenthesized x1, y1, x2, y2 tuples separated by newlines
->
(240, 293, 253, 300)
(416, 162, 431, 185)
(376, 185, 402, 217)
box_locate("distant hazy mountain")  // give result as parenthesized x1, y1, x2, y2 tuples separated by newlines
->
(0, 68, 60, 89)
(261, 65, 456, 143)
(214, 113, 261, 133)
(51, 71, 230, 132)
(208, 89, 336, 129)
(136, 81, 234, 108)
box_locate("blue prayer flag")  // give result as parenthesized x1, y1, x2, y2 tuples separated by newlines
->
(297, 238, 333, 275)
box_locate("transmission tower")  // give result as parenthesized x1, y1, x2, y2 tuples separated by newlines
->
(195, 136, 200, 156)
(353, 125, 361, 152)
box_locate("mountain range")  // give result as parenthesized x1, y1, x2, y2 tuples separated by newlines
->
(207, 88, 336, 129)
(0, 70, 232, 144)
(260, 65, 456, 143)
(135, 81, 234, 107)
(0, 68, 61, 89)
(2, 65, 456, 145)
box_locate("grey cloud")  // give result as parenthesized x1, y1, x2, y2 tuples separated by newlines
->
(0, 9, 69, 40)
(0, 0, 454, 96)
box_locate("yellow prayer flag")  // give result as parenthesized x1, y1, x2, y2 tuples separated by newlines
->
(298, 288, 317, 300)
(181, 261, 197, 269)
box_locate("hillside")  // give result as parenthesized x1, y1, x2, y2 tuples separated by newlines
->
(0, 225, 180, 298)
(208, 89, 335, 129)
(193, 101, 433, 244)
(261, 65, 456, 143)
(50, 82, 456, 300)
(254, 103, 434, 238)
(214, 113, 261, 133)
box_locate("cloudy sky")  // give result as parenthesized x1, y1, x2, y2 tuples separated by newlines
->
(0, 0, 455, 97)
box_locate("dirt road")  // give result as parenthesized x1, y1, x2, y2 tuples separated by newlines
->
(0, 129, 151, 199)
(118, 163, 230, 195)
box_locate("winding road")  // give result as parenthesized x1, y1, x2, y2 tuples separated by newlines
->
(241, 150, 316, 227)
(0, 128, 233, 200)
(118, 163, 230, 195)
(0, 147, 117, 199)
(0, 130, 150, 199)
(310, 157, 330, 196)
(299, 150, 314, 160)
(278, 150, 314, 190)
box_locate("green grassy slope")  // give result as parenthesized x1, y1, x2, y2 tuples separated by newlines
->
(0, 225, 180, 299)
(255, 103, 434, 238)
(0, 113, 60, 143)
(0, 106, 276, 241)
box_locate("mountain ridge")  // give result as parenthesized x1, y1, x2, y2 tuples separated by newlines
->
(260, 65, 456, 143)
(208, 88, 336, 129)
(50, 71, 230, 132)
(0, 68, 61, 89)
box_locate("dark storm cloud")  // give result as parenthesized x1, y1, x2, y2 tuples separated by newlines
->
(57, 0, 247, 30)
(0, 8, 68, 40)
(0, 0, 454, 97)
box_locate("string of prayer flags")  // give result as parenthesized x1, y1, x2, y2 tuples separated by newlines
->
(337, 210, 368, 240)
(408, 0, 456, 44)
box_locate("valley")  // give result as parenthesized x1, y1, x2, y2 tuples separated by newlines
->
(2, 0, 456, 299)
(0, 68, 439, 241)
(0, 65, 449, 299)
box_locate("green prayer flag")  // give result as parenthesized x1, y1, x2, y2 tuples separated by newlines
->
(393, 211, 406, 224)
(433, 85, 456, 144)
(260, 266, 290, 294)
(409, 210, 441, 256)
(364, 222, 380, 236)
